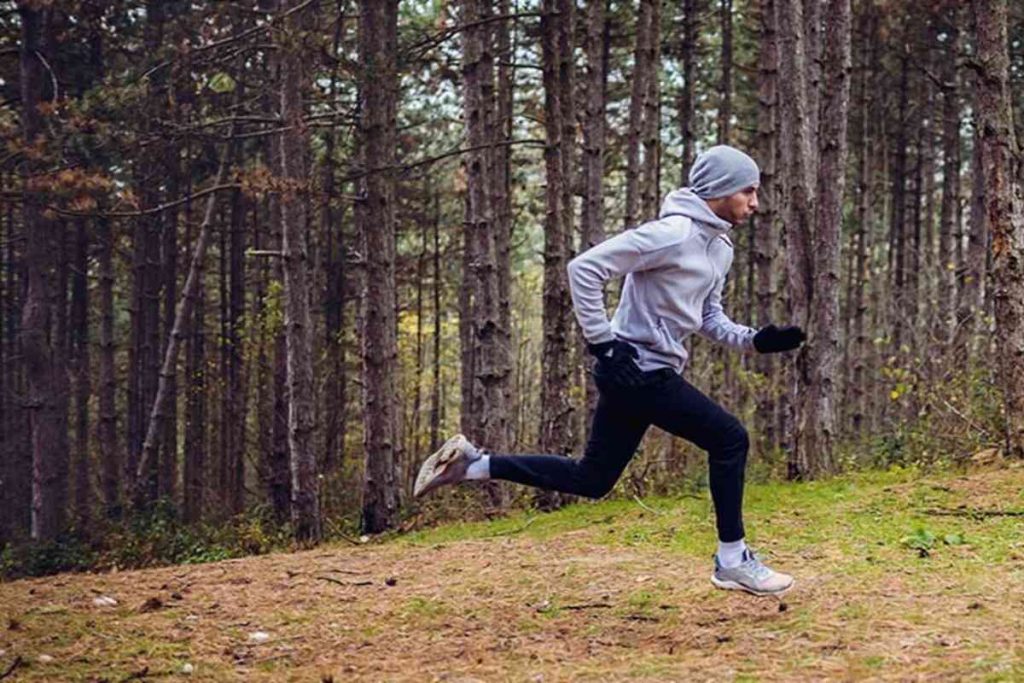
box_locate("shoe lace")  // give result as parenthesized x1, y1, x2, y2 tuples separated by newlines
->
(741, 549, 773, 580)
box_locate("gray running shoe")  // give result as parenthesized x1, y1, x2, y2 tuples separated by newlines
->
(413, 434, 480, 498)
(711, 548, 794, 596)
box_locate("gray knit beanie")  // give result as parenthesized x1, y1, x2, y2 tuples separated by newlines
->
(687, 145, 760, 199)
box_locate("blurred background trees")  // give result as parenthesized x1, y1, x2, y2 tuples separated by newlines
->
(1, 0, 1022, 571)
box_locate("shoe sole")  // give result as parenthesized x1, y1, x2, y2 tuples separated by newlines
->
(710, 574, 794, 598)
(414, 435, 470, 498)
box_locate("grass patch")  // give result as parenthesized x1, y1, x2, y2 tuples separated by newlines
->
(2, 464, 1022, 681)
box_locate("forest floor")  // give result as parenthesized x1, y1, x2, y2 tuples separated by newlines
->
(2, 463, 1023, 682)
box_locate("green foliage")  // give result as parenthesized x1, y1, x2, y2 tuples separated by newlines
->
(856, 361, 1004, 471)
(900, 527, 937, 554)
(206, 72, 237, 94)
(899, 527, 968, 557)
(1, 502, 293, 580)
(0, 534, 96, 580)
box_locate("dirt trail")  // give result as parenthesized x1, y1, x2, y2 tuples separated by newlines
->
(1, 468, 1023, 681)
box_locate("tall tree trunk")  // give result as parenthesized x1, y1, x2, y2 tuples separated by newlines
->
(410, 190, 428, 474)
(847, 4, 874, 432)
(777, 0, 814, 478)
(183, 277, 206, 525)
(626, 0, 654, 227)
(936, 5, 960, 350)
(972, 0, 1024, 458)
(459, 193, 476, 437)
(323, 10, 348, 480)
(803, 0, 821, 151)
(956, 127, 988, 361)
(279, 1, 321, 541)
(494, 0, 514, 426)
(131, 0, 169, 506)
(19, 3, 67, 541)
(536, 0, 576, 509)
(358, 0, 400, 533)
(641, 0, 662, 219)
(3, 186, 30, 538)
(71, 219, 91, 526)
(678, 0, 700, 177)
(430, 190, 443, 452)
(889, 49, 910, 351)
(270, 330, 291, 522)
(462, 0, 510, 507)
(225, 185, 246, 514)
(581, 0, 609, 424)
(718, 0, 733, 144)
(97, 216, 120, 517)
(754, 0, 778, 449)
(796, 0, 851, 474)
(159, 152, 179, 505)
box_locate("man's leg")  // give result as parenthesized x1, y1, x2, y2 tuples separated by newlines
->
(488, 388, 650, 499)
(646, 374, 792, 595)
(646, 375, 748, 542)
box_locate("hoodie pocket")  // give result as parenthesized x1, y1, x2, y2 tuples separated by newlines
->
(656, 317, 685, 355)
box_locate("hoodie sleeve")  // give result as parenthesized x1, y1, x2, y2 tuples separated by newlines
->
(567, 219, 689, 345)
(699, 274, 757, 351)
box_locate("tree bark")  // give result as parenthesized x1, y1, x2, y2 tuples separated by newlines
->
(462, 0, 510, 507)
(936, 5, 960, 349)
(494, 0, 515, 425)
(889, 48, 910, 351)
(278, 0, 321, 541)
(96, 216, 120, 518)
(956, 126, 988, 361)
(641, 0, 662, 219)
(625, 0, 654, 227)
(797, 0, 851, 474)
(70, 219, 90, 526)
(183, 267, 206, 524)
(777, 0, 816, 478)
(323, 19, 347, 479)
(430, 190, 443, 452)
(678, 0, 700, 177)
(358, 0, 400, 533)
(19, 2, 68, 541)
(718, 0, 733, 145)
(847, 4, 875, 432)
(972, 0, 1024, 458)
(581, 0, 609, 423)
(754, 0, 778, 448)
(536, 0, 576, 509)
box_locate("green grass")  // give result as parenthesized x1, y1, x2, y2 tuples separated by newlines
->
(402, 465, 1024, 575)
(3, 464, 1022, 681)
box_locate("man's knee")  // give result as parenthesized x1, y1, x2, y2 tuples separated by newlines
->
(716, 415, 749, 462)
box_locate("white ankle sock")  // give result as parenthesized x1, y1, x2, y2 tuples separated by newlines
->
(464, 454, 490, 480)
(717, 539, 747, 569)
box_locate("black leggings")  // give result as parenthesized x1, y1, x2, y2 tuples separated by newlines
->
(490, 369, 749, 542)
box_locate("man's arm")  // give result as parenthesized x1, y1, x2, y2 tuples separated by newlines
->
(699, 274, 757, 351)
(567, 219, 687, 344)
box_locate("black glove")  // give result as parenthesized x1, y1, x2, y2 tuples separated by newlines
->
(753, 324, 806, 353)
(588, 339, 645, 389)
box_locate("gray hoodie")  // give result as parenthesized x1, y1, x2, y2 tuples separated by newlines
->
(567, 188, 756, 373)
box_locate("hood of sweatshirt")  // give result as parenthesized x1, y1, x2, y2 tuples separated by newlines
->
(658, 187, 732, 232)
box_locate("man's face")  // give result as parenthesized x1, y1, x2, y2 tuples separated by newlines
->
(707, 185, 759, 225)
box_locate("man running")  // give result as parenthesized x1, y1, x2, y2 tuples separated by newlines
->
(413, 145, 804, 597)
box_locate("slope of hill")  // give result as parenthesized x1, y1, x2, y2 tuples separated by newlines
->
(1, 464, 1022, 681)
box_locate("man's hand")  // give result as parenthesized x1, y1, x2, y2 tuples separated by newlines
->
(588, 339, 645, 389)
(753, 324, 806, 354)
